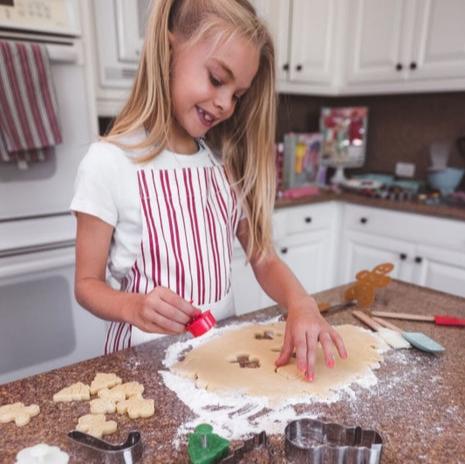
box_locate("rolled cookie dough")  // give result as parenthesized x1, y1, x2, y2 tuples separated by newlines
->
(171, 323, 385, 401)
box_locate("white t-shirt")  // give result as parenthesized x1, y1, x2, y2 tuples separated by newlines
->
(70, 130, 223, 289)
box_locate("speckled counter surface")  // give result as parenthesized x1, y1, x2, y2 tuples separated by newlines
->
(275, 190, 465, 222)
(1, 281, 465, 463)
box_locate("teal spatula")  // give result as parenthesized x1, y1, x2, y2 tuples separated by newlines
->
(373, 317, 445, 354)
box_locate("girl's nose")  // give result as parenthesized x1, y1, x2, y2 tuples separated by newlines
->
(214, 90, 235, 115)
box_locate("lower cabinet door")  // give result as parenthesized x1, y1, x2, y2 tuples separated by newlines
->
(414, 244, 465, 298)
(231, 243, 264, 316)
(276, 229, 333, 295)
(340, 230, 414, 284)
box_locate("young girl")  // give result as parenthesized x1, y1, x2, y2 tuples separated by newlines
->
(71, 0, 347, 381)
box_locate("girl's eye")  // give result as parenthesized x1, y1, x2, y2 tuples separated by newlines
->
(209, 73, 222, 87)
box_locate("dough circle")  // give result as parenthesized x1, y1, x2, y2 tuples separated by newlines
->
(172, 323, 384, 401)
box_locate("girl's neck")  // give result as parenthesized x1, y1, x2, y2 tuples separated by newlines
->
(167, 124, 199, 155)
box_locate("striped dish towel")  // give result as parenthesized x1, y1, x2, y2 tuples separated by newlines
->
(0, 40, 62, 169)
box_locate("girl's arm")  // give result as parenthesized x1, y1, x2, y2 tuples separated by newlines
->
(75, 212, 198, 335)
(236, 220, 347, 381)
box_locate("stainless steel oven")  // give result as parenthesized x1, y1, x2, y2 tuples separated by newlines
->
(0, 0, 105, 384)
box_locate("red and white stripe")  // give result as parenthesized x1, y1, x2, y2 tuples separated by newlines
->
(104, 162, 240, 354)
(0, 40, 62, 164)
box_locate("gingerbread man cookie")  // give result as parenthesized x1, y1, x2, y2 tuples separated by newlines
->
(75, 414, 117, 438)
(116, 397, 154, 419)
(89, 398, 116, 414)
(110, 381, 144, 399)
(0, 402, 40, 426)
(89, 373, 122, 395)
(53, 382, 90, 402)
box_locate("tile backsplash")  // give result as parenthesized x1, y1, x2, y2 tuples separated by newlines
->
(277, 92, 465, 190)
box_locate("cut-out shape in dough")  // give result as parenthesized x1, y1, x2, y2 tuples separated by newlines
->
(116, 397, 155, 419)
(53, 382, 90, 402)
(229, 354, 261, 368)
(90, 373, 122, 395)
(172, 323, 385, 402)
(75, 414, 117, 438)
(0, 402, 40, 426)
(255, 330, 274, 340)
(89, 398, 116, 414)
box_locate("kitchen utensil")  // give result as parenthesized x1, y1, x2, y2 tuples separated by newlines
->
(319, 300, 357, 316)
(429, 141, 450, 170)
(427, 167, 465, 195)
(220, 430, 269, 463)
(68, 430, 142, 463)
(284, 418, 383, 464)
(372, 317, 445, 354)
(186, 310, 216, 337)
(352, 310, 411, 349)
(372, 310, 465, 327)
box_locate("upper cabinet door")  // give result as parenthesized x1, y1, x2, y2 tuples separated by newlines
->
(288, 0, 337, 84)
(345, 0, 410, 84)
(409, 0, 465, 80)
(251, 0, 291, 82)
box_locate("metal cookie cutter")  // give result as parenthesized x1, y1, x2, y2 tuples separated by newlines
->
(285, 418, 383, 464)
(68, 430, 143, 463)
(220, 430, 269, 463)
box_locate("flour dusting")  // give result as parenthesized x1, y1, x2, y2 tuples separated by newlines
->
(160, 318, 391, 445)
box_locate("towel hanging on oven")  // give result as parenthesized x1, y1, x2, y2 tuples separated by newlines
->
(0, 40, 63, 169)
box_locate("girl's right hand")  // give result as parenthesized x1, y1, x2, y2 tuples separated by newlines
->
(131, 287, 200, 335)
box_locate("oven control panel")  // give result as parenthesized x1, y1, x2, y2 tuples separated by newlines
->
(0, 0, 80, 36)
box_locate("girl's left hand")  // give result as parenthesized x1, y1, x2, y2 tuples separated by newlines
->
(275, 295, 347, 381)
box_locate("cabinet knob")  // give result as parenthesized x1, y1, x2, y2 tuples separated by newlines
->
(409, 61, 417, 70)
(296, 64, 303, 71)
(280, 247, 288, 254)
(304, 216, 312, 224)
(400, 253, 407, 261)
(415, 256, 423, 264)
(360, 217, 368, 224)
(395, 63, 403, 71)
(283, 63, 289, 71)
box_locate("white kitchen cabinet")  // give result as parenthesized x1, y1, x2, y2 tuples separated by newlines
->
(413, 244, 465, 298)
(343, 0, 465, 94)
(340, 204, 465, 298)
(252, 0, 343, 94)
(81, 0, 151, 116)
(233, 202, 339, 315)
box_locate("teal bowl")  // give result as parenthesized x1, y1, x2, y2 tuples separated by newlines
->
(427, 167, 465, 195)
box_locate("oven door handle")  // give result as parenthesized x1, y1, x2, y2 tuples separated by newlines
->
(46, 42, 83, 65)
(0, 241, 75, 278)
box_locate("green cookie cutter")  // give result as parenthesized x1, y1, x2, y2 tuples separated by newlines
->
(188, 424, 230, 464)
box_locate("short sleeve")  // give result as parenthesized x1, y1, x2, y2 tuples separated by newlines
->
(70, 142, 119, 226)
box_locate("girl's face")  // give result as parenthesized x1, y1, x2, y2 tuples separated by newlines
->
(169, 29, 260, 148)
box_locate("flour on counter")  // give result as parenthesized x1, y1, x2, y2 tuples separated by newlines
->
(160, 319, 390, 444)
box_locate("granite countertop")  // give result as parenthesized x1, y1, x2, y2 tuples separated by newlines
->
(1, 281, 465, 463)
(275, 190, 465, 222)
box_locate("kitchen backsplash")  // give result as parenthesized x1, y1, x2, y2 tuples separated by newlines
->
(277, 92, 465, 190)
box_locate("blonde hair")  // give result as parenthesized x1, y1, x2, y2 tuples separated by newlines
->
(105, 0, 277, 259)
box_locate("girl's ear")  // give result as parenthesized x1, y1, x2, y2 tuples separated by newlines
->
(168, 31, 176, 48)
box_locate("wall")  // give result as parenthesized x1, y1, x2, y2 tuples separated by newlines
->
(277, 92, 465, 189)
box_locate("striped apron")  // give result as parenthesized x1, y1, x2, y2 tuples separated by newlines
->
(104, 153, 242, 353)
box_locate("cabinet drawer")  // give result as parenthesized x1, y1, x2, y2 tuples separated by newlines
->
(282, 202, 337, 236)
(344, 204, 465, 251)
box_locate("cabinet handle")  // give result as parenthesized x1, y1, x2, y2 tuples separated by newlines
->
(360, 217, 368, 224)
(400, 253, 407, 261)
(296, 64, 303, 71)
(409, 61, 417, 70)
(283, 63, 289, 71)
(304, 217, 312, 224)
(415, 256, 423, 264)
(280, 247, 288, 254)
(396, 63, 403, 71)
